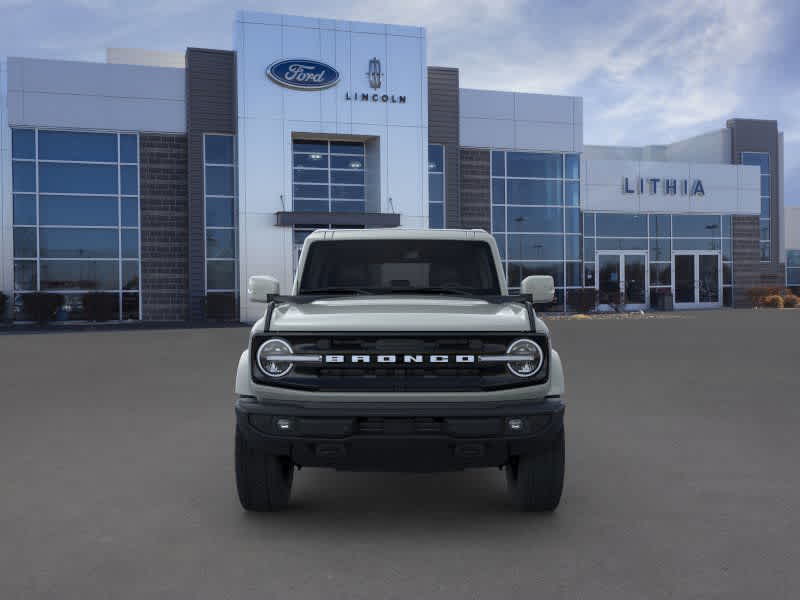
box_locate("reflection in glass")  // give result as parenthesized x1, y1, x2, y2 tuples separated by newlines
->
(507, 152, 562, 179)
(39, 228, 118, 258)
(207, 260, 236, 290)
(14, 261, 37, 291)
(39, 163, 118, 194)
(507, 180, 562, 205)
(13, 228, 37, 258)
(207, 229, 236, 258)
(40, 261, 119, 290)
(38, 130, 117, 162)
(13, 194, 36, 225)
(206, 197, 234, 227)
(205, 135, 234, 164)
(40, 195, 118, 226)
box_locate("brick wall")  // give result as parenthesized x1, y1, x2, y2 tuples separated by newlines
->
(139, 134, 189, 321)
(732, 215, 787, 307)
(459, 149, 490, 230)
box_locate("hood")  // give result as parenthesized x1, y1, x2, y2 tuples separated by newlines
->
(268, 296, 532, 332)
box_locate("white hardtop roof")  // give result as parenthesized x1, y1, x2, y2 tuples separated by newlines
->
(305, 228, 494, 242)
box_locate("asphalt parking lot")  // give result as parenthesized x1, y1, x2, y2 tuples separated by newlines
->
(2, 309, 799, 599)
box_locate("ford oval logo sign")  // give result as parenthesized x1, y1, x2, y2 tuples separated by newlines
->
(267, 59, 340, 90)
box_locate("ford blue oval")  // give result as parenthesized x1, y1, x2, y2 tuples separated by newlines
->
(267, 59, 340, 90)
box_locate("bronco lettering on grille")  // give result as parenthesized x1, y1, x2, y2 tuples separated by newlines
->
(323, 354, 476, 364)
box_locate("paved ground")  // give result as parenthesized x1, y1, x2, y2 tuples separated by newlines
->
(1, 309, 799, 599)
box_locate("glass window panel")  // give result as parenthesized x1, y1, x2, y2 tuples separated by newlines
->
(565, 235, 581, 260)
(673, 238, 721, 251)
(741, 152, 769, 174)
(507, 180, 562, 205)
(331, 200, 365, 213)
(649, 238, 671, 261)
(649, 214, 671, 237)
(583, 213, 595, 237)
(428, 173, 443, 204)
(507, 206, 563, 233)
(293, 153, 329, 168)
(721, 215, 732, 237)
(294, 199, 329, 212)
(507, 234, 564, 260)
(723, 287, 732, 307)
(596, 238, 647, 251)
(293, 140, 328, 154)
(650, 263, 671, 286)
(206, 196, 234, 227)
(330, 155, 362, 169)
(672, 214, 721, 237)
(429, 202, 443, 229)
(39, 163, 118, 194)
(40, 195, 118, 226)
(583, 238, 594, 261)
(120, 134, 138, 163)
(722, 238, 732, 262)
(492, 206, 505, 232)
(207, 260, 236, 290)
(760, 242, 770, 261)
(565, 181, 579, 206)
(14, 261, 37, 291)
(507, 261, 564, 287)
(565, 154, 580, 180)
(40, 260, 119, 290)
(12, 161, 36, 192)
(122, 261, 139, 290)
(760, 175, 770, 196)
(294, 168, 328, 184)
(565, 262, 581, 287)
(122, 293, 140, 320)
(12, 129, 35, 159)
(294, 184, 329, 199)
(293, 228, 314, 245)
(723, 263, 732, 285)
(121, 229, 138, 259)
(507, 152, 563, 178)
(493, 234, 506, 260)
(787, 251, 800, 268)
(428, 144, 444, 172)
(565, 207, 580, 233)
(332, 170, 365, 185)
(331, 185, 364, 200)
(38, 131, 118, 162)
(330, 141, 364, 155)
(787, 268, 800, 285)
(761, 197, 770, 218)
(205, 135, 234, 164)
(121, 165, 138, 195)
(13, 227, 37, 258)
(40, 228, 118, 258)
(205, 166, 234, 195)
(121, 198, 139, 227)
(759, 219, 770, 241)
(492, 179, 505, 205)
(207, 229, 235, 258)
(595, 213, 647, 237)
(13, 194, 36, 225)
(491, 151, 505, 177)
(584, 262, 596, 287)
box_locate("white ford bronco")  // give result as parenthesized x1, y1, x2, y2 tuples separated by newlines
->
(234, 229, 566, 511)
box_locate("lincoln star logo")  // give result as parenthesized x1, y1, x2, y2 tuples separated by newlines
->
(266, 59, 340, 90)
(367, 57, 382, 89)
(324, 354, 476, 364)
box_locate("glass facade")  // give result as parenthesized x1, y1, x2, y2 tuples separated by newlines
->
(11, 128, 141, 320)
(428, 144, 444, 228)
(491, 150, 580, 310)
(787, 250, 800, 289)
(742, 152, 770, 261)
(204, 134, 238, 298)
(292, 140, 365, 213)
(583, 212, 734, 307)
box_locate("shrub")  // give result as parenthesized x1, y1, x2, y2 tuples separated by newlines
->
(0, 292, 7, 322)
(762, 295, 784, 309)
(782, 294, 799, 308)
(21, 293, 65, 324)
(83, 292, 118, 322)
(746, 287, 787, 307)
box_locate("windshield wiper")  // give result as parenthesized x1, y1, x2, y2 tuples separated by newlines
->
(299, 286, 375, 296)
(382, 287, 486, 297)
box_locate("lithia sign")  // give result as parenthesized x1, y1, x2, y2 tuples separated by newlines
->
(266, 57, 406, 103)
(623, 177, 705, 196)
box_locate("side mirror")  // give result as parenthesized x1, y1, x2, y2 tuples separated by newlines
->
(520, 275, 555, 304)
(247, 275, 280, 303)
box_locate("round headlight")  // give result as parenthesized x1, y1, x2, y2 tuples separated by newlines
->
(256, 338, 294, 378)
(506, 339, 544, 378)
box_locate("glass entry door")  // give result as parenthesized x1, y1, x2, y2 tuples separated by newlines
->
(596, 252, 648, 311)
(672, 252, 721, 309)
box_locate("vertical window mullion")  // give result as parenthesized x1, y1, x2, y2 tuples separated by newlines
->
(35, 128, 41, 293)
(117, 133, 122, 320)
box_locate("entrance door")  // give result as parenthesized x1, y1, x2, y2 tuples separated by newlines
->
(672, 252, 721, 309)
(596, 252, 648, 311)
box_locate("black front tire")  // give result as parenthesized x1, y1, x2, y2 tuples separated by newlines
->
(235, 427, 294, 511)
(506, 427, 565, 512)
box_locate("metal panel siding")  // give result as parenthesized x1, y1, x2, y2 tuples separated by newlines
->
(427, 67, 460, 227)
(186, 48, 237, 321)
(459, 148, 490, 231)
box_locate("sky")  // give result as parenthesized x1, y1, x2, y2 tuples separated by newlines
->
(1, 0, 798, 204)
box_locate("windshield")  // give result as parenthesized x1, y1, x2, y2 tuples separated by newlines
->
(298, 239, 502, 295)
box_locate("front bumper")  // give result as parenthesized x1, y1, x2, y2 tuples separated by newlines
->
(235, 396, 565, 472)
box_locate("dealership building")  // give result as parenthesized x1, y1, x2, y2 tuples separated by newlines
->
(0, 10, 794, 323)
